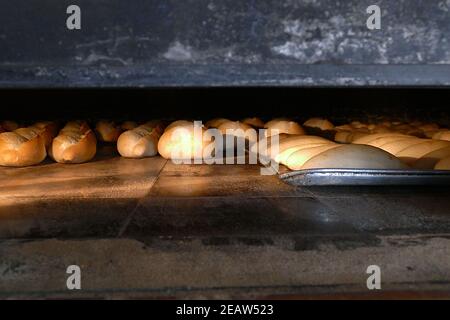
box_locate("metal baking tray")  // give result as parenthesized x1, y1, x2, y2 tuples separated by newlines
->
(279, 169, 450, 186)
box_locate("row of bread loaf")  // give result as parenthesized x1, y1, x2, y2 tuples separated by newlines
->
(1, 118, 449, 170)
(155, 118, 420, 171)
(348, 133, 450, 170)
(333, 120, 450, 144)
(0, 121, 96, 167)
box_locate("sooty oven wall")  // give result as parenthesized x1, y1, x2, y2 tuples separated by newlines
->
(1, 0, 450, 87)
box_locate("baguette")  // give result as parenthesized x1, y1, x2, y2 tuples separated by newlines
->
(51, 121, 97, 164)
(303, 118, 334, 131)
(300, 144, 407, 170)
(117, 122, 161, 158)
(242, 117, 265, 128)
(158, 121, 206, 160)
(395, 140, 450, 164)
(0, 127, 46, 167)
(205, 118, 230, 129)
(96, 120, 122, 142)
(283, 144, 341, 170)
(29, 121, 58, 151)
(264, 120, 305, 137)
(165, 120, 194, 132)
(412, 146, 450, 169)
(433, 130, 450, 141)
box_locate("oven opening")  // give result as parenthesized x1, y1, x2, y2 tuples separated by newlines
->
(1, 87, 450, 299)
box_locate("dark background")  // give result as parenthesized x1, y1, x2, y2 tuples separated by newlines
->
(1, 88, 449, 126)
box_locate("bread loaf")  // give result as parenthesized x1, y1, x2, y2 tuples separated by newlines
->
(165, 120, 193, 132)
(29, 121, 58, 151)
(376, 137, 423, 155)
(395, 140, 450, 164)
(334, 130, 353, 143)
(283, 144, 341, 170)
(96, 120, 122, 142)
(412, 146, 450, 169)
(242, 117, 265, 128)
(352, 133, 408, 146)
(205, 118, 230, 129)
(275, 143, 332, 164)
(264, 120, 305, 137)
(51, 121, 97, 164)
(117, 122, 162, 158)
(158, 122, 206, 160)
(433, 130, 450, 141)
(217, 121, 256, 141)
(267, 135, 331, 161)
(355, 134, 410, 147)
(0, 127, 47, 167)
(303, 118, 334, 131)
(300, 144, 408, 170)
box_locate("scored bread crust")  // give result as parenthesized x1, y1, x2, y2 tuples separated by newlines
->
(395, 140, 450, 164)
(241, 117, 265, 128)
(275, 143, 331, 164)
(362, 134, 411, 148)
(256, 135, 331, 158)
(412, 146, 450, 169)
(375, 138, 423, 155)
(96, 120, 122, 142)
(303, 118, 334, 131)
(352, 133, 408, 145)
(264, 120, 305, 137)
(205, 118, 230, 129)
(284, 144, 341, 170)
(433, 130, 450, 141)
(158, 124, 205, 160)
(301, 144, 407, 170)
(51, 122, 97, 164)
(117, 124, 160, 158)
(29, 121, 58, 151)
(165, 120, 194, 132)
(0, 128, 46, 167)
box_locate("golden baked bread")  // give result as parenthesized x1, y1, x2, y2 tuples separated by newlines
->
(158, 122, 206, 160)
(0, 127, 46, 167)
(395, 140, 450, 164)
(51, 121, 97, 164)
(264, 119, 305, 137)
(96, 120, 122, 142)
(205, 118, 231, 129)
(433, 130, 450, 141)
(300, 144, 408, 170)
(283, 144, 341, 170)
(242, 117, 265, 128)
(412, 146, 450, 169)
(29, 121, 58, 151)
(117, 122, 161, 158)
(303, 118, 334, 131)
(165, 120, 195, 132)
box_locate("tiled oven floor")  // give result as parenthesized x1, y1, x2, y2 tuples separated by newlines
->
(1, 150, 450, 299)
